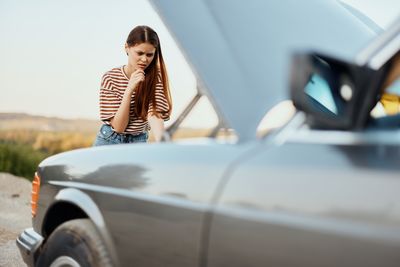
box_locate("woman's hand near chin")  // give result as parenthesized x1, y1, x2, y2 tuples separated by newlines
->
(127, 69, 145, 93)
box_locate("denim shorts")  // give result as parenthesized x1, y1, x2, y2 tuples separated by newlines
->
(93, 124, 148, 146)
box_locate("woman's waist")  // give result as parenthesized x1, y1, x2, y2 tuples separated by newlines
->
(104, 123, 148, 136)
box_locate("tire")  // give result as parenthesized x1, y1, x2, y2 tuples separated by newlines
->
(35, 219, 114, 267)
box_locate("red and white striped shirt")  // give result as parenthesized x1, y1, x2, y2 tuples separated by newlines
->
(99, 66, 170, 134)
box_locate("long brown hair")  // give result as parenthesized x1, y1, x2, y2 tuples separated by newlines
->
(126, 25, 172, 120)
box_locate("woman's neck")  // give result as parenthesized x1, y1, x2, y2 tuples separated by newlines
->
(123, 64, 134, 79)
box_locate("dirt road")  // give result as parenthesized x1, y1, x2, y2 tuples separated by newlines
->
(0, 172, 31, 267)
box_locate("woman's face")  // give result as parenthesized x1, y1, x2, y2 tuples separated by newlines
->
(126, 42, 156, 71)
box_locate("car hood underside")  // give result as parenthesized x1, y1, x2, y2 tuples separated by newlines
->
(150, 0, 378, 141)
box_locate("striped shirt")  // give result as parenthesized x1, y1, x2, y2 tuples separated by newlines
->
(99, 66, 170, 134)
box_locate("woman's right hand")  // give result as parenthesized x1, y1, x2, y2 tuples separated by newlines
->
(127, 69, 145, 93)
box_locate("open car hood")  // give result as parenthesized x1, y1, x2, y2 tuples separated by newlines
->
(150, 0, 379, 141)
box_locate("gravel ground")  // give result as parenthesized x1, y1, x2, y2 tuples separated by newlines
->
(0, 172, 31, 267)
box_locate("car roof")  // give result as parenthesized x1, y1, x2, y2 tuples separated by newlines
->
(150, 0, 379, 141)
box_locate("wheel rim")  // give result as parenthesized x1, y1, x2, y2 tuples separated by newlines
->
(49, 256, 81, 267)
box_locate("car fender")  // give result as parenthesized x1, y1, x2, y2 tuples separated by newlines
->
(51, 187, 119, 267)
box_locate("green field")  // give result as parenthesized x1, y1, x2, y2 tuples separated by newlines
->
(0, 130, 96, 180)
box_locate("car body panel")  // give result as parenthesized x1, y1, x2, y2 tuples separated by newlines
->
(150, 0, 377, 141)
(36, 142, 256, 266)
(208, 129, 400, 266)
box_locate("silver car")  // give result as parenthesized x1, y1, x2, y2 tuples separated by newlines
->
(17, 1, 400, 266)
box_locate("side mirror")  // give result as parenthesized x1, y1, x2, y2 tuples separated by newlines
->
(290, 52, 384, 130)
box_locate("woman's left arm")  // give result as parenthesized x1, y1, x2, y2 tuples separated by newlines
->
(148, 115, 165, 142)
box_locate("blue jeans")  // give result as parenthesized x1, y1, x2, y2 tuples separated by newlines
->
(93, 124, 148, 146)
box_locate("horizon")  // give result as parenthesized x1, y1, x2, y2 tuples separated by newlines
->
(0, 111, 98, 121)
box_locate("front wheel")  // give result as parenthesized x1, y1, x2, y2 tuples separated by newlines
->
(36, 219, 113, 267)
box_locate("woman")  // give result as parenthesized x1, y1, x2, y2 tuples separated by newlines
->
(94, 25, 172, 146)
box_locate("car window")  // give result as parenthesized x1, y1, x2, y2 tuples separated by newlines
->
(370, 79, 400, 118)
(304, 74, 338, 115)
(382, 79, 400, 113)
(302, 58, 400, 130)
(370, 53, 400, 120)
(299, 56, 351, 120)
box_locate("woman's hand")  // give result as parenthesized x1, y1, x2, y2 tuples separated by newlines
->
(127, 69, 145, 93)
(148, 115, 165, 142)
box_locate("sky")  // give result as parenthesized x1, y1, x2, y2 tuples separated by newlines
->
(0, 0, 196, 126)
(0, 0, 399, 127)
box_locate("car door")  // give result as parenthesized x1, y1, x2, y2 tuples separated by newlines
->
(206, 21, 400, 267)
(206, 126, 400, 267)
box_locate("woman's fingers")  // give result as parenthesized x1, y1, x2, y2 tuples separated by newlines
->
(132, 69, 145, 81)
(127, 69, 145, 92)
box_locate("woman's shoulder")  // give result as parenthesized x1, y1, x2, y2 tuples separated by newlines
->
(103, 66, 124, 78)
(101, 66, 126, 89)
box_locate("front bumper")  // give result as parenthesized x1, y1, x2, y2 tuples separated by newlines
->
(16, 228, 44, 267)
